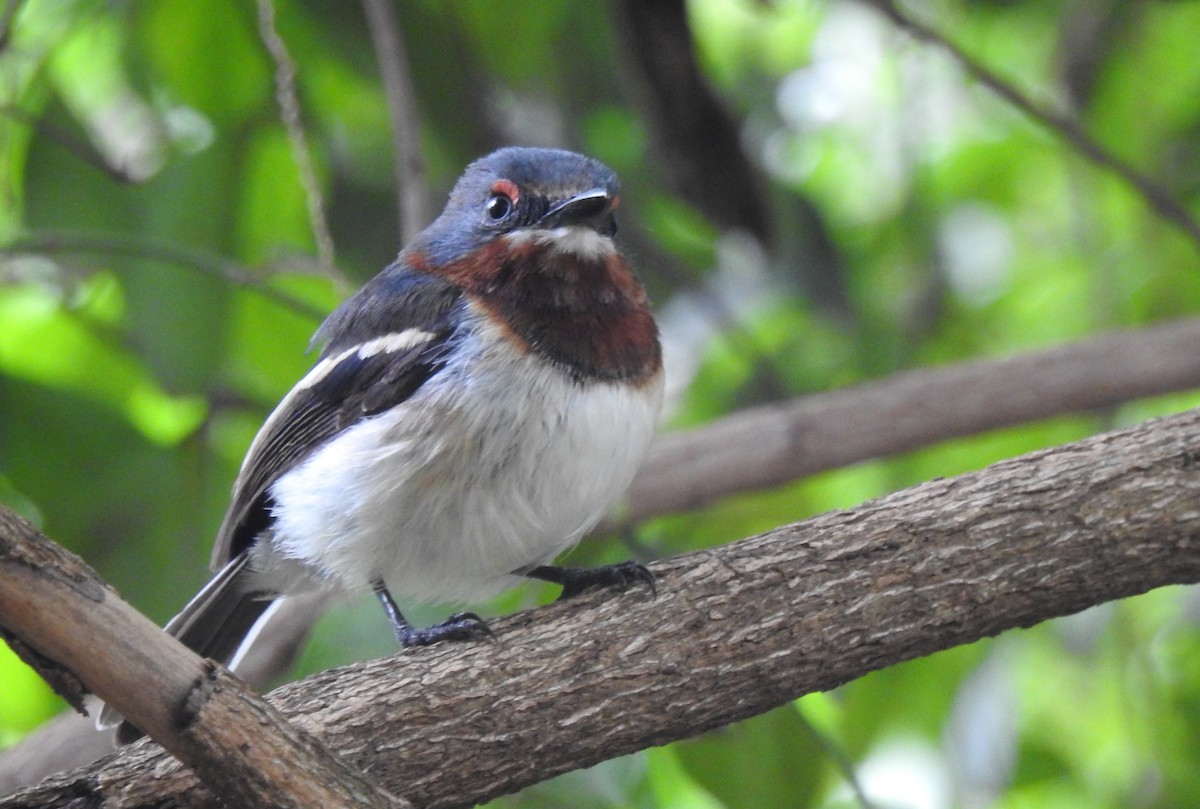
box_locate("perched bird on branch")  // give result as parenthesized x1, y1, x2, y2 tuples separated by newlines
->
(101, 147, 663, 742)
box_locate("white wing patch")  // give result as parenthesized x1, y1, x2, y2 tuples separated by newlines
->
(355, 329, 438, 360)
(298, 328, 437, 392)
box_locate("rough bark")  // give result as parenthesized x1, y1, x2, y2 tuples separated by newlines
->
(5, 407, 1199, 808)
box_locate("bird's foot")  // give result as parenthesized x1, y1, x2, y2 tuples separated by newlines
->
(374, 580, 495, 646)
(394, 611, 495, 647)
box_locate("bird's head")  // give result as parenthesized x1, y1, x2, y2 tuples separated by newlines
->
(416, 147, 622, 267)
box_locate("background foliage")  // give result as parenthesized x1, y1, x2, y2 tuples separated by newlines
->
(2, 1, 1200, 807)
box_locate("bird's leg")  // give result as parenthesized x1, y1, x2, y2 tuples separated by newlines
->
(520, 561, 656, 601)
(372, 579, 494, 646)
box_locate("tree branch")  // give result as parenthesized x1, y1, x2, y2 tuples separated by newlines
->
(0, 106, 141, 185)
(0, 230, 329, 321)
(0, 509, 402, 808)
(608, 0, 768, 239)
(0, 0, 22, 52)
(6, 406, 1199, 808)
(4, 316, 1199, 792)
(627, 316, 1200, 520)
(0, 594, 336, 796)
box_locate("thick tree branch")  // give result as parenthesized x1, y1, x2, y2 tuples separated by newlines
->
(0, 510, 402, 808)
(6, 406, 1199, 808)
(628, 316, 1200, 520)
(0, 593, 337, 796)
(5, 316, 1199, 791)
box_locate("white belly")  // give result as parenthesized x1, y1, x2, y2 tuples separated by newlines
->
(257, 315, 663, 602)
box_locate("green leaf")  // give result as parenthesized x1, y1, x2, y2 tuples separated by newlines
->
(0, 639, 62, 745)
(672, 707, 829, 809)
(0, 282, 207, 445)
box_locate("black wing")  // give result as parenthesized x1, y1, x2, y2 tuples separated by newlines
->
(211, 266, 463, 567)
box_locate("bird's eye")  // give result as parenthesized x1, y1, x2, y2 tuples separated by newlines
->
(485, 179, 521, 224)
(485, 193, 513, 221)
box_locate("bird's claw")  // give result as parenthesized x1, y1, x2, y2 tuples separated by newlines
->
(398, 612, 495, 646)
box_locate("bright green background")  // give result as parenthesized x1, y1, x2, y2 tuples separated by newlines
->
(3, 1, 1200, 807)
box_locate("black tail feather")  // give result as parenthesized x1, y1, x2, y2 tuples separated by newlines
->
(162, 555, 275, 667)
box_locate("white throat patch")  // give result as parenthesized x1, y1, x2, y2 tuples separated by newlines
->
(506, 226, 616, 262)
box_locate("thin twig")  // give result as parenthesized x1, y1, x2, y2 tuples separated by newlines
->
(0, 105, 140, 184)
(1, 230, 328, 321)
(361, 0, 431, 244)
(795, 708, 879, 809)
(254, 0, 344, 289)
(860, 0, 1200, 252)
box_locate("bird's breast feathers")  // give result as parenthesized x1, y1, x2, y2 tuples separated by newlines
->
(257, 305, 664, 601)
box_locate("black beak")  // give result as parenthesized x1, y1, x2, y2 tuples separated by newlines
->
(538, 188, 617, 235)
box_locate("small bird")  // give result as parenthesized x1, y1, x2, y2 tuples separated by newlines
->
(101, 147, 663, 740)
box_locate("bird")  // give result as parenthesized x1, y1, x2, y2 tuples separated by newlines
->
(99, 147, 664, 741)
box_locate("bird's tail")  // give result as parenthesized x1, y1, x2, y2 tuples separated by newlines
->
(97, 554, 276, 742)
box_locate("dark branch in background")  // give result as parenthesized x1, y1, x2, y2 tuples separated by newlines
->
(798, 711, 879, 809)
(0, 230, 328, 321)
(254, 0, 343, 288)
(604, 0, 793, 401)
(859, 0, 1200, 253)
(608, 0, 767, 239)
(627, 316, 1200, 521)
(6, 407, 1200, 808)
(361, 0, 432, 244)
(608, 0, 852, 328)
